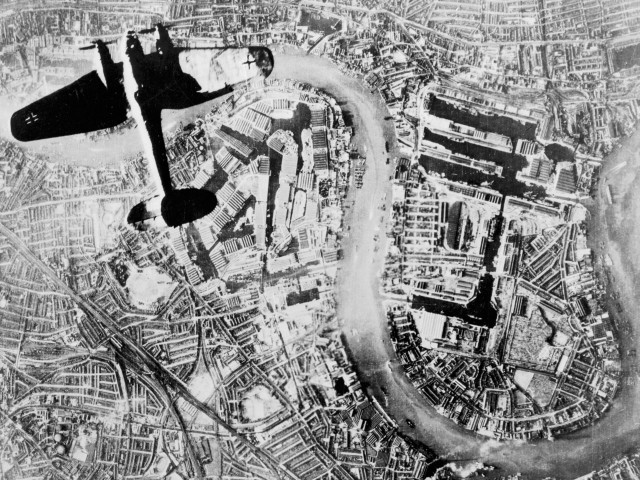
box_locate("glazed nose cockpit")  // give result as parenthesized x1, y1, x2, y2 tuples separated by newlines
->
(248, 46, 274, 79)
(177, 46, 274, 95)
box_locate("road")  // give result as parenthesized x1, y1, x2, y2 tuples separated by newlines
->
(0, 205, 354, 480)
(9, 0, 640, 48)
(0, 221, 289, 480)
(295, 0, 640, 49)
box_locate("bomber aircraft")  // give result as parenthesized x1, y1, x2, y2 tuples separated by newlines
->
(10, 24, 274, 229)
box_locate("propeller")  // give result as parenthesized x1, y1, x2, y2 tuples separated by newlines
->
(78, 40, 115, 51)
(137, 24, 174, 34)
(81, 24, 174, 51)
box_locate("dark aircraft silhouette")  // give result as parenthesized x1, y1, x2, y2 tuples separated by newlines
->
(10, 25, 274, 229)
(242, 55, 257, 67)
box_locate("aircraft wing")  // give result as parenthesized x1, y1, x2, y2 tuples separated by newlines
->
(174, 46, 274, 95)
(128, 46, 273, 111)
(11, 68, 128, 142)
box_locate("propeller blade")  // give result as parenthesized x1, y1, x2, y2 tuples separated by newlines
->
(138, 24, 173, 34)
(78, 39, 115, 50)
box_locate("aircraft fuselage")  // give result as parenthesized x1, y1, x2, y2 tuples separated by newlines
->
(10, 27, 274, 230)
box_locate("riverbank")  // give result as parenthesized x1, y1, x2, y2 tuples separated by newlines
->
(310, 45, 640, 477)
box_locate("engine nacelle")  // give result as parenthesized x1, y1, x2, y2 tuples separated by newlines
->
(127, 188, 217, 230)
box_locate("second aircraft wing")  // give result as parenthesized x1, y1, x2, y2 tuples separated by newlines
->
(11, 68, 128, 142)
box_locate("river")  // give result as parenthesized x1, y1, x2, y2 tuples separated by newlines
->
(3, 47, 640, 479)
(274, 52, 640, 479)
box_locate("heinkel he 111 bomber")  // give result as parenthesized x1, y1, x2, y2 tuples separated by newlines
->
(10, 24, 274, 230)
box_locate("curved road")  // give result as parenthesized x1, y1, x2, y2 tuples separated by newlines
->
(270, 51, 640, 479)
